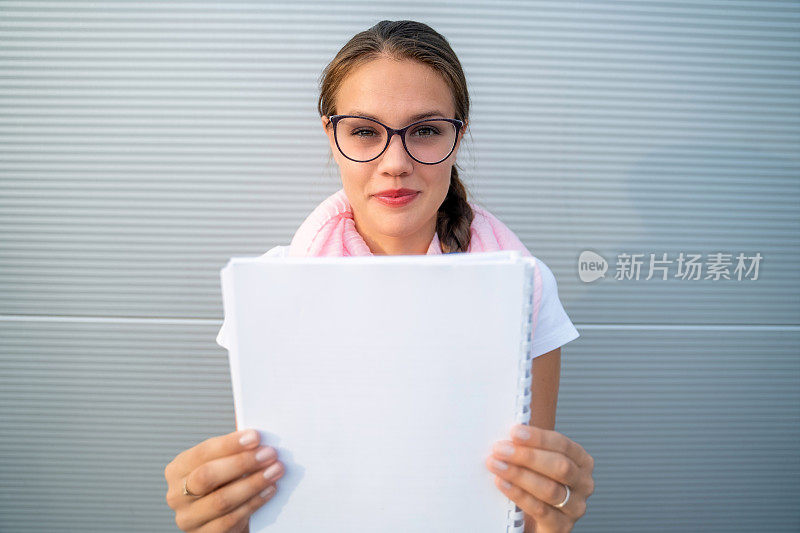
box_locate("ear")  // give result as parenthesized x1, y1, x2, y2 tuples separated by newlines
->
(454, 119, 468, 151)
(321, 116, 342, 166)
(321, 116, 335, 145)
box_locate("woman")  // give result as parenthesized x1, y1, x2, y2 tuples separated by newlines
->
(165, 20, 594, 533)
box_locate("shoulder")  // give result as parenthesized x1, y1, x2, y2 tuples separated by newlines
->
(527, 254, 564, 318)
(525, 255, 559, 319)
(467, 203, 532, 255)
(259, 245, 290, 258)
(530, 255, 559, 293)
(470, 204, 509, 237)
(288, 189, 353, 256)
(526, 255, 580, 358)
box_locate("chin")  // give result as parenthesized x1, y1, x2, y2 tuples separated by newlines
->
(375, 224, 415, 238)
(373, 217, 423, 236)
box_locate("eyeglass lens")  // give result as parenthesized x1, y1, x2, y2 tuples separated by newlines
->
(335, 117, 457, 164)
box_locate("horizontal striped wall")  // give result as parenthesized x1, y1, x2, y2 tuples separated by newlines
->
(1, 2, 798, 531)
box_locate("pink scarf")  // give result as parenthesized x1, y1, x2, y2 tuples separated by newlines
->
(287, 188, 543, 327)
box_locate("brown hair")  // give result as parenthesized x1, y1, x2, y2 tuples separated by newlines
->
(317, 20, 474, 253)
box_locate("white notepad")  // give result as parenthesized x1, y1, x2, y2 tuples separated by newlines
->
(219, 250, 536, 532)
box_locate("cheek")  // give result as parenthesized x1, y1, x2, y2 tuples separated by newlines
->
(433, 167, 453, 193)
(338, 166, 376, 209)
(417, 169, 452, 211)
(338, 162, 372, 187)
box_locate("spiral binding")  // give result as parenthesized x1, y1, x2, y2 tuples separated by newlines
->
(505, 258, 536, 532)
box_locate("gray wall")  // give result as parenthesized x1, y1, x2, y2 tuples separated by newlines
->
(1, 1, 798, 531)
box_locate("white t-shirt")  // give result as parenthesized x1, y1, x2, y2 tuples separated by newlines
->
(216, 245, 580, 358)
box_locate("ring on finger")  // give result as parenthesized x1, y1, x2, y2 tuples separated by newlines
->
(183, 477, 200, 497)
(553, 483, 570, 508)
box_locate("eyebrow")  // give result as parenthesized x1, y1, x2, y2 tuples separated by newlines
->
(344, 110, 448, 123)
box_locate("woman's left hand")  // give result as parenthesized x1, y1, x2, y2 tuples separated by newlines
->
(485, 423, 595, 533)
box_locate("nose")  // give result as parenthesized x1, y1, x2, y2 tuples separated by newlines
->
(376, 131, 414, 175)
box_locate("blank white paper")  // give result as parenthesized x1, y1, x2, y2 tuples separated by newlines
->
(220, 251, 532, 532)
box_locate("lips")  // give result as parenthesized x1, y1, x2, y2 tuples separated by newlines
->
(373, 190, 420, 207)
(373, 188, 419, 198)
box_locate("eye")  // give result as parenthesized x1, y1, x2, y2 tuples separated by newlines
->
(351, 128, 377, 137)
(411, 126, 441, 137)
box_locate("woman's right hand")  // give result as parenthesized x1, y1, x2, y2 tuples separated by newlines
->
(164, 429, 285, 532)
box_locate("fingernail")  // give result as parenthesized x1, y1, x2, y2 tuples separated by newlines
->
(500, 479, 512, 490)
(491, 458, 508, 470)
(259, 486, 276, 498)
(255, 447, 276, 463)
(239, 430, 258, 446)
(512, 425, 531, 440)
(263, 462, 282, 481)
(494, 442, 515, 457)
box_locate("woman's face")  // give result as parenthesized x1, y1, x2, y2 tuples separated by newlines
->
(322, 56, 466, 254)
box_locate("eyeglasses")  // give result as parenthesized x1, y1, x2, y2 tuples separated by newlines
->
(327, 115, 464, 165)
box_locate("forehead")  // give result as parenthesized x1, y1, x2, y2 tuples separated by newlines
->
(336, 56, 455, 125)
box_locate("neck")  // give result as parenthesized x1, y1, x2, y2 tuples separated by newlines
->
(354, 216, 438, 256)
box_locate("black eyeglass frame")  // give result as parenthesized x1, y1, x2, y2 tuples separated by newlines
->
(327, 114, 464, 165)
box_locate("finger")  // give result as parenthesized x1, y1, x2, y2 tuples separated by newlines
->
(489, 439, 585, 493)
(486, 454, 580, 517)
(182, 445, 280, 503)
(178, 461, 283, 532)
(510, 424, 593, 469)
(494, 477, 575, 532)
(192, 483, 278, 533)
(172, 429, 262, 480)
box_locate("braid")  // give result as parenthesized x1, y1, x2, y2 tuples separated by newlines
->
(436, 166, 474, 253)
